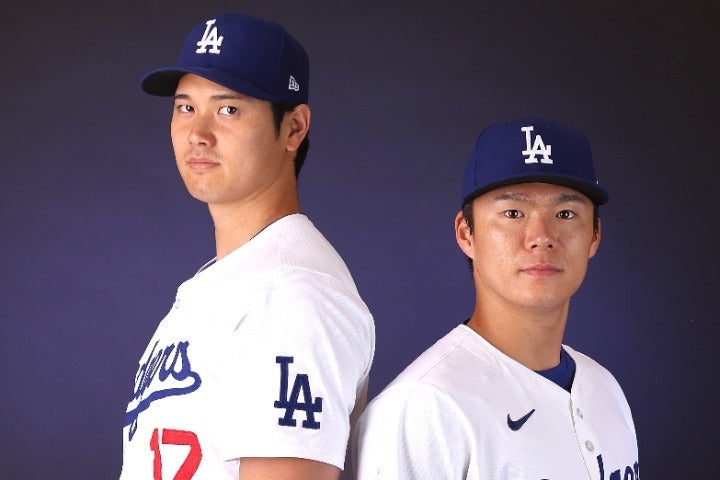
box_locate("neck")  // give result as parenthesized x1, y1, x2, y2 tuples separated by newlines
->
(467, 300, 568, 371)
(208, 190, 300, 260)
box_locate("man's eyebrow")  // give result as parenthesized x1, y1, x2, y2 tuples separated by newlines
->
(556, 193, 586, 204)
(491, 191, 587, 204)
(173, 93, 246, 101)
(493, 192, 529, 202)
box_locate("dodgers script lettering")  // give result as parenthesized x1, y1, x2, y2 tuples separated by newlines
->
(124, 340, 202, 440)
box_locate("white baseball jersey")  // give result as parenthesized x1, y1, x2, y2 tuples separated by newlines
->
(120, 214, 375, 479)
(353, 324, 639, 480)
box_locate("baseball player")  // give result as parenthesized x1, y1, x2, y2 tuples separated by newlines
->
(352, 118, 639, 479)
(120, 13, 374, 480)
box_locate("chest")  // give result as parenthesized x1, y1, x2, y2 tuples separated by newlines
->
(455, 374, 638, 479)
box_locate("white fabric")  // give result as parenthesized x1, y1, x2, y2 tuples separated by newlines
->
(120, 214, 375, 479)
(353, 324, 638, 480)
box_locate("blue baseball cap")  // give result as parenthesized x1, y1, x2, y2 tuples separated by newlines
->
(461, 118, 608, 206)
(141, 13, 309, 104)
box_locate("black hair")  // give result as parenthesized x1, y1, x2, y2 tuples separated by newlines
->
(270, 101, 310, 178)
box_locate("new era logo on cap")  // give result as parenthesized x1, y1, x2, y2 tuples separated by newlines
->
(141, 13, 309, 105)
(288, 75, 300, 92)
(461, 118, 608, 206)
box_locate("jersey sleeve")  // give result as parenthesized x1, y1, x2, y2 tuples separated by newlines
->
(218, 267, 374, 470)
(352, 383, 473, 480)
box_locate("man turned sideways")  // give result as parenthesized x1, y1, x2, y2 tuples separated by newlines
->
(353, 118, 638, 479)
(120, 13, 374, 480)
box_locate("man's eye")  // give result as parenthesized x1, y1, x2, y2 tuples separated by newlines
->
(557, 210, 576, 219)
(504, 210, 523, 219)
(219, 106, 238, 115)
(176, 104, 193, 113)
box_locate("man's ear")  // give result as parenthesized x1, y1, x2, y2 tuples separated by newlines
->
(589, 217, 602, 259)
(455, 210, 474, 259)
(284, 104, 310, 153)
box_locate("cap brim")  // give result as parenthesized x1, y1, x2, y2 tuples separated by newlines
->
(141, 66, 281, 102)
(462, 174, 609, 206)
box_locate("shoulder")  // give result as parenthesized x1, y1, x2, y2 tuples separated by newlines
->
(386, 325, 502, 390)
(275, 214, 359, 291)
(362, 326, 487, 422)
(352, 332, 477, 479)
(214, 214, 358, 292)
(220, 214, 373, 330)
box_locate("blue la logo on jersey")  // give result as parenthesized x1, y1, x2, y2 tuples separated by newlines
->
(274, 356, 323, 429)
(597, 454, 640, 480)
(124, 340, 202, 440)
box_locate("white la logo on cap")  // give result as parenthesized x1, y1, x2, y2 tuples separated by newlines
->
(521, 126, 553, 164)
(196, 19, 224, 54)
(288, 75, 300, 92)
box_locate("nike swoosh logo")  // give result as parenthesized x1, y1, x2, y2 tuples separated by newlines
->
(507, 408, 536, 431)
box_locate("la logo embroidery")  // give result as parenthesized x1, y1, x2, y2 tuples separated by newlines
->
(196, 19, 223, 54)
(288, 75, 300, 92)
(521, 126, 553, 164)
(274, 356, 323, 429)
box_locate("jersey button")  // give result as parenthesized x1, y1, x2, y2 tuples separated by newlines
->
(585, 440, 595, 452)
(576, 408, 584, 419)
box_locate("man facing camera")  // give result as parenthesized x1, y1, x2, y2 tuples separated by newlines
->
(353, 118, 638, 480)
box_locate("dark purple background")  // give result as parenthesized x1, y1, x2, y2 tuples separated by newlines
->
(1, 1, 716, 477)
